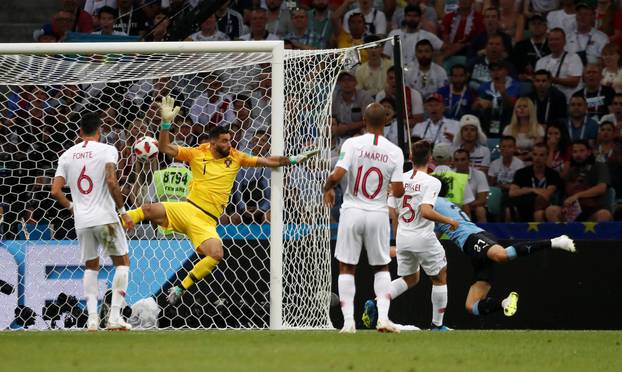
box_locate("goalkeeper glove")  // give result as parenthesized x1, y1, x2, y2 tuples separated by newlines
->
(289, 148, 320, 165)
(159, 95, 181, 130)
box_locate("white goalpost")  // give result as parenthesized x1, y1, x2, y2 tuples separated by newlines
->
(0, 41, 355, 330)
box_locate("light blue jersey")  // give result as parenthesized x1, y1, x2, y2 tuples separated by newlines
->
(434, 197, 484, 250)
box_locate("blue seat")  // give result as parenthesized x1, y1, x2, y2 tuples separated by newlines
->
(487, 186, 503, 219)
(487, 138, 500, 162)
(17, 223, 53, 240)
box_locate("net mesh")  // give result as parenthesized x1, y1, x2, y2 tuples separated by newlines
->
(0, 45, 351, 330)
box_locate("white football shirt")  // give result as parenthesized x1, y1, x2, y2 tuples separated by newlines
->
(55, 141, 119, 229)
(336, 133, 404, 212)
(391, 170, 441, 238)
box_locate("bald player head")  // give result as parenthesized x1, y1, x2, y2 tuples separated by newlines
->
(364, 102, 387, 133)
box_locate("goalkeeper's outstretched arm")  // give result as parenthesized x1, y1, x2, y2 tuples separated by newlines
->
(255, 148, 320, 168)
(158, 95, 181, 157)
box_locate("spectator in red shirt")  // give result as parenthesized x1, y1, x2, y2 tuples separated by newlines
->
(60, 0, 94, 33)
(442, 0, 484, 58)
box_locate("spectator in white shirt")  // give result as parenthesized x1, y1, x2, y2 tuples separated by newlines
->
(453, 114, 491, 172)
(546, 0, 577, 35)
(92, 6, 127, 36)
(342, 0, 387, 35)
(454, 148, 490, 222)
(412, 93, 460, 145)
(404, 39, 448, 98)
(535, 27, 583, 100)
(488, 135, 525, 189)
(239, 8, 279, 41)
(186, 14, 230, 41)
(565, 3, 608, 65)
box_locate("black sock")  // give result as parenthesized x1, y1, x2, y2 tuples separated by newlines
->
(473, 297, 502, 316)
(510, 240, 552, 257)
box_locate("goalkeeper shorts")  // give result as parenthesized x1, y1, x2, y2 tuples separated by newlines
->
(161, 201, 220, 250)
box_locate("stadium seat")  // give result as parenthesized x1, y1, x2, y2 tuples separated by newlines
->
(17, 223, 53, 240)
(487, 186, 503, 219)
(487, 138, 500, 161)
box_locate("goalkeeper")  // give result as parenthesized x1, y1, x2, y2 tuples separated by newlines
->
(122, 96, 319, 304)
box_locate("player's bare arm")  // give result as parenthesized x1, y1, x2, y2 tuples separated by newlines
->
(323, 167, 346, 207)
(420, 204, 459, 230)
(158, 95, 181, 158)
(105, 163, 134, 230)
(50, 176, 73, 212)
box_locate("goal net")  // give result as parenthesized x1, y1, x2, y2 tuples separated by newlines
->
(0, 41, 356, 330)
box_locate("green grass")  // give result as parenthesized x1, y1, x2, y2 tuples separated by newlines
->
(1, 330, 621, 372)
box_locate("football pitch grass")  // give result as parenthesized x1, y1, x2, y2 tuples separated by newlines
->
(1, 330, 621, 371)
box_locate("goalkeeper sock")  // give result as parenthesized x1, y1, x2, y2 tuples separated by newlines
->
(110, 266, 129, 323)
(374, 271, 391, 322)
(506, 240, 552, 260)
(338, 274, 355, 323)
(83, 269, 98, 316)
(389, 278, 409, 300)
(471, 297, 502, 316)
(431, 284, 448, 327)
(126, 208, 145, 224)
(181, 256, 219, 290)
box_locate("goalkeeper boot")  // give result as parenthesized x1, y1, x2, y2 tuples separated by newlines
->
(376, 319, 400, 333)
(502, 292, 519, 317)
(87, 314, 99, 332)
(106, 318, 132, 331)
(167, 286, 185, 305)
(551, 235, 576, 253)
(362, 299, 378, 329)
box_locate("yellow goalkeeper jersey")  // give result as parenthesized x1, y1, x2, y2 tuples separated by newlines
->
(176, 144, 258, 217)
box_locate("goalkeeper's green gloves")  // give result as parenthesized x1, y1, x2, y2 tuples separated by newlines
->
(289, 148, 320, 165)
(159, 95, 181, 130)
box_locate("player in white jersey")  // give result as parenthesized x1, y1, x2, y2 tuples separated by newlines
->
(384, 140, 459, 331)
(323, 103, 405, 333)
(51, 112, 135, 331)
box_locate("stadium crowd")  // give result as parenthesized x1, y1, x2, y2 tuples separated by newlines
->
(2, 0, 622, 240)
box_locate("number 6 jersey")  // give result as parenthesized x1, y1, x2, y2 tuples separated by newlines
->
(54, 141, 119, 229)
(336, 133, 404, 212)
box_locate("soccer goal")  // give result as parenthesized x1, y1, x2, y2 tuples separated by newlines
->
(0, 41, 357, 330)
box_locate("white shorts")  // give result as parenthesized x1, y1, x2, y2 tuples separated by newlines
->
(395, 234, 446, 277)
(76, 222, 129, 263)
(334, 208, 390, 266)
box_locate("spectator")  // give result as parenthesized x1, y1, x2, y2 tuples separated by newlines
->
(528, 0, 559, 14)
(265, 0, 292, 37)
(376, 66, 425, 125)
(83, 0, 117, 16)
(214, 0, 247, 40)
(502, 97, 545, 162)
(453, 114, 491, 171)
(601, 93, 622, 132)
(601, 43, 622, 93)
(441, 0, 485, 58)
(489, 135, 525, 189)
(431, 143, 476, 207)
(33, 26, 59, 43)
(535, 27, 583, 101)
(498, 0, 524, 44)
(114, 0, 148, 36)
(92, 6, 127, 36)
(189, 74, 235, 127)
(354, 36, 392, 98)
(595, 0, 615, 36)
(334, 11, 366, 53)
(565, 95, 599, 146)
(404, 39, 448, 98)
(453, 148, 490, 222)
(186, 14, 230, 41)
(331, 71, 374, 143)
(411, 93, 460, 145)
(473, 61, 519, 136)
(509, 142, 563, 222)
(545, 121, 572, 178)
(546, 0, 577, 35)
(390, 0, 439, 34)
(49, 10, 78, 41)
(468, 7, 513, 60)
(379, 97, 402, 144)
(61, 0, 94, 33)
(437, 64, 475, 120)
(239, 8, 279, 40)
(572, 64, 615, 121)
(384, 4, 443, 64)
(467, 34, 513, 92)
(341, 0, 387, 36)
(144, 10, 171, 41)
(594, 120, 616, 163)
(285, 8, 323, 49)
(566, 3, 608, 65)
(553, 140, 613, 222)
(307, 0, 333, 49)
(607, 138, 622, 218)
(528, 69, 569, 125)
(512, 15, 550, 83)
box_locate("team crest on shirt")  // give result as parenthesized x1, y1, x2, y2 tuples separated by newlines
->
(224, 158, 232, 168)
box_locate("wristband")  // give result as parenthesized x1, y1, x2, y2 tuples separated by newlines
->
(160, 121, 172, 130)
(118, 207, 127, 215)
